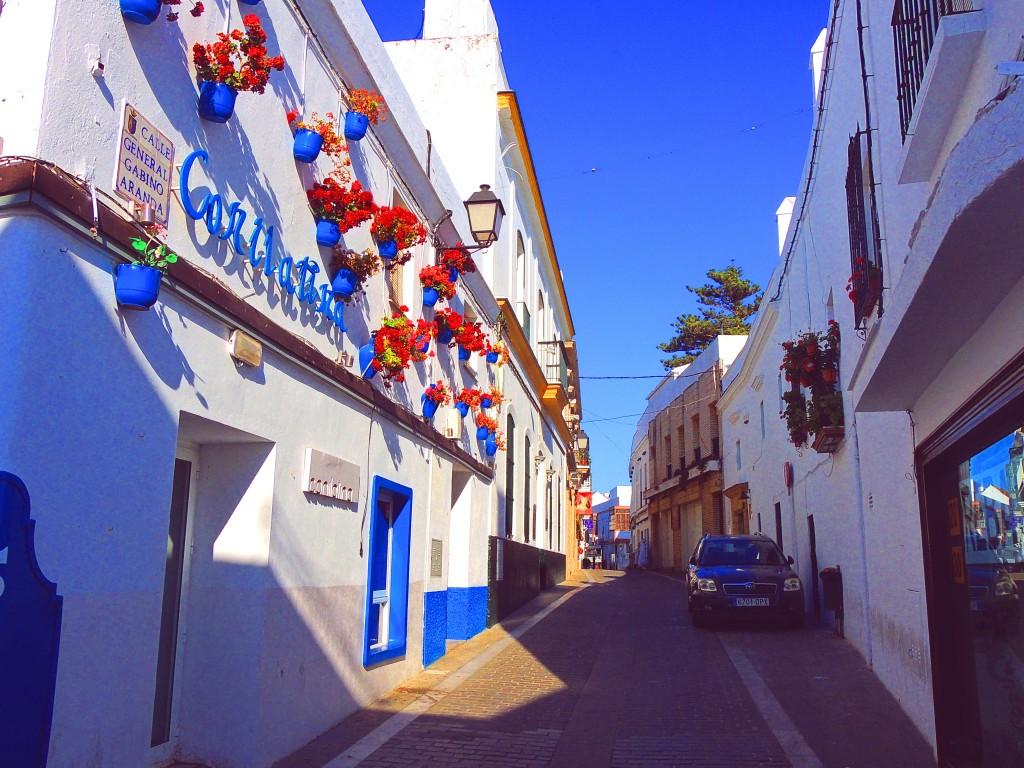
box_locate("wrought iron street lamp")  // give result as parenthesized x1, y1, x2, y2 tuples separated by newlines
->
(432, 184, 506, 253)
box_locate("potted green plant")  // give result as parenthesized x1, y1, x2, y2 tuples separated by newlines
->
(121, 0, 203, 25)
(307, 174, 375, 247)
(116, 224, 179, 310)
(287, 110, 347, 164)
(344, 89, 388, 141)
(359, 308, 433, 387)
(422, 381, 452, 420)
(329, 248, 380, 303)
(192, 15, 285, 123)
(370, 206, 427, 263)
(418, 265, 457, 308)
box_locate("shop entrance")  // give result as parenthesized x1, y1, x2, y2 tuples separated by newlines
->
(920, 379, 1024, 767)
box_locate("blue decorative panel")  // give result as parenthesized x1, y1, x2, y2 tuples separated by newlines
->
(422, 590, 448, 667)
(447, 586, 488, 641)
(0, 472, 62, 768)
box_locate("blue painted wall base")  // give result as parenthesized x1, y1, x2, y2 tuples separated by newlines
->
(447, 586, 488, 641)
(422, 590, 448, 668)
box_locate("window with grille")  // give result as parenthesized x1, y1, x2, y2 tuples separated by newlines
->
(845, 130, 883, 328)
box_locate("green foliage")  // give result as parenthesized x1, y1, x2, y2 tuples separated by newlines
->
(659, 265, 762, 369)
(131, 236, 179, 272)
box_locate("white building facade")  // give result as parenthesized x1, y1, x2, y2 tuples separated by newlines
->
(720, 2, 1024, 765)
(0, 1, 580, 766)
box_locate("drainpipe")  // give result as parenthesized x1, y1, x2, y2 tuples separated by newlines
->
(852, 424, 874, 665)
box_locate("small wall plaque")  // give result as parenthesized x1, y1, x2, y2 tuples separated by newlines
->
(302, 448, 360, 502)
(430, 539, 443, 578)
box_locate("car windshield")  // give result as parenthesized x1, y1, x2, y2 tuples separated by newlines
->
(700, 539, 786, 566)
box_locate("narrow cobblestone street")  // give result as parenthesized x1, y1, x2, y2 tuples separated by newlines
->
(275, 571, 934, 768)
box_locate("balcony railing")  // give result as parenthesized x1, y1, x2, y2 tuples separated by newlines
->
(575, 449, 590, 467)
(892, 0, 975, 140)
(539, 340, 569, 392)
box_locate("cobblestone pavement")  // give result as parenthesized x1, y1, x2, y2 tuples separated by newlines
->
(275, 570, 935, 768)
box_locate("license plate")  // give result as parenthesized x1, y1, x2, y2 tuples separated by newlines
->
(734, 597, 770, 607)
(970, 600, 981, 612)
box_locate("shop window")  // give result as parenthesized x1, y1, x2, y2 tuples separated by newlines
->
(363, 477, 413, 666)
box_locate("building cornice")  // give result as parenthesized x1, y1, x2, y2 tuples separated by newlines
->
(497, 91, 575, 338)
(719, 302, 779, 413)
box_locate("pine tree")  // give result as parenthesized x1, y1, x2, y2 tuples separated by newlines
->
(658, 265, 762, 369)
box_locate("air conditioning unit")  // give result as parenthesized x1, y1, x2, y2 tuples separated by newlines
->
(440, 408, 462, 439)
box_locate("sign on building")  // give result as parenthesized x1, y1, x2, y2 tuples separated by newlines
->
(113, 102, 174, 224)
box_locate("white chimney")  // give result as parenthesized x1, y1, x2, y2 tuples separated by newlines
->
(776, 197, 796, 256)
(423, 0, 499, 39)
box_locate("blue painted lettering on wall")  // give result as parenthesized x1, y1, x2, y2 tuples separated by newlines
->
(179, 150, 344, 329)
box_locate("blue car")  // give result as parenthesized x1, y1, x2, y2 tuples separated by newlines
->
(687, 534, 805, 628)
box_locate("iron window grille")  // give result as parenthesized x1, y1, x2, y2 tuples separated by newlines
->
(891, 0, 975, 140)
(845, 130, 884, 328)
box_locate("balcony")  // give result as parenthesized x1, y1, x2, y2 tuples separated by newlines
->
(575, 449, 590, 469)
(539, 340, 569, 393)
(892, 0, 976, 139)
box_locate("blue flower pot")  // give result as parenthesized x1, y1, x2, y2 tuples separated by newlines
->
(115, 264, 163, 310)
(448, 266, 459, 282)
(359, 341, 377, 379)
(458, 345, 471, 361)
(316, 220, 341, 247)
(238, 0, 262, 4)
(344, 111, 369, 141)
(422, 286, 439, 308)
(455, 402, 470, 418)
(332, 269, 358, 299)
(486, 350, 500, 365)
(378, 240, 398, 260)
(293, 129, 324, 163)
(477, 426, 490, 440)
(422, 397, 439, 420)
(197, 82, 237, 123)
(120, 0, 161, 24)
(416, 336, 430, 354)
(485, 434, 498, 457)
(437, 328, 455, 345)
(480, 396, 493, 409)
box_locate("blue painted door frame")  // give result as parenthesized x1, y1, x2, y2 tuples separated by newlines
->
(0, 472, 62, 768)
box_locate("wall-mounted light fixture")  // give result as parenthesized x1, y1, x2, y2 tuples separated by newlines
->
(432, 184, 506, 254)
(534, 450, 545, 469)
(229, 330, 262, 368)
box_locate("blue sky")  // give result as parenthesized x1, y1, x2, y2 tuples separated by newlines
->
(363, 1, 830, 492)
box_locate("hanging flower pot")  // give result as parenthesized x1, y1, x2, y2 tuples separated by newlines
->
(448, 266, 459, 283)
(480, 396, 493, 409)
(332, 269, 358, 300)
(238, 0, 262, 4)
(197, 81, 238, 123)
(416, 334, 430, 354)
(422, 396, 439, 420)
(485, 434, 498, 457)
(477, 425, 490, 440)
(437, 328, 455, 345)
(377, 239, 398, 260)
(293, 129, 324, 163)
(486, 350, 499, 365)
(455, 402, 470, 418)
(458, 345, 472, 361)
(822, 367, 837, 385)
(344, 111, 369, 141)
(316, 220, 341, 247)
(115, 264, 164, 310)
(120, 0, 161, 24)
(422, 286, 439, 308)
(804, 340, 819, 357)
(359, 341, 377, 380)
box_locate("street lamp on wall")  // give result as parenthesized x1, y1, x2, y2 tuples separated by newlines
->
(432, 184, 506, 254)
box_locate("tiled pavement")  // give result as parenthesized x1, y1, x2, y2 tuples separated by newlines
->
(274, 570, 935, 768)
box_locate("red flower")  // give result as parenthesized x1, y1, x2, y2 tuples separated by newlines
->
(193, 16, 284, 94)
